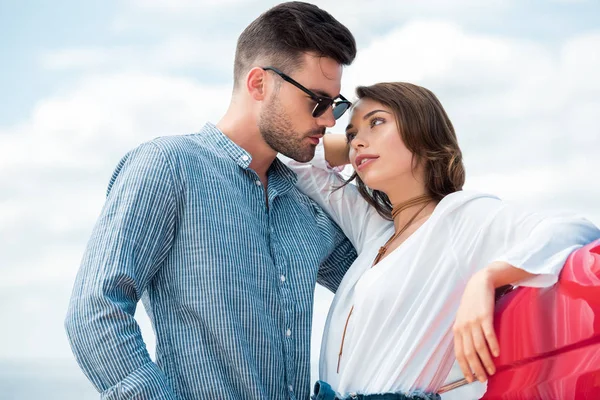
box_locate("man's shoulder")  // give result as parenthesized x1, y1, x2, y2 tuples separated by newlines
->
(133, 132, 222, 172)
(147, 133, 209, 158)
(112, 133, 212, 186)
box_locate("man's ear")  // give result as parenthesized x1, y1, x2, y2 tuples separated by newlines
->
(246, 67, 268, 101)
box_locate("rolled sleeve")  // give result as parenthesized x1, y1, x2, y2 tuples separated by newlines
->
(454, 195, 600, 288)
(497, 212, 600, 287)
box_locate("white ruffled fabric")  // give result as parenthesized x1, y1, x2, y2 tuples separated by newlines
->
(279, 143, 599, 399)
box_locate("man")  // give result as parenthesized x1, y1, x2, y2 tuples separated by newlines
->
(65, 2, 357, 399)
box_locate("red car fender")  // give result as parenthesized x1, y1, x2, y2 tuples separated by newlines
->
(482, 240, 600, 399)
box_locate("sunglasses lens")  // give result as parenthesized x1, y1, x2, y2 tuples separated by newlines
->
(333, 101, 350, 120)
(312, 99, 351, 119)
(312, 99, 332, 118)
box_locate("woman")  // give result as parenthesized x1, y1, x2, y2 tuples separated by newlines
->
(282, 82, 599, 399)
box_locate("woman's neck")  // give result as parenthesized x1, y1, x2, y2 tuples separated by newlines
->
(385, 180, 435, 232)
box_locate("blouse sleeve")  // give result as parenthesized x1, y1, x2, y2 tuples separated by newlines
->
(278, 142, 390, 253)
(450, 194, 600, 287)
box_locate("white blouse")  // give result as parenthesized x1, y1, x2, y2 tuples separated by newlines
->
(280, 144, 599, 399)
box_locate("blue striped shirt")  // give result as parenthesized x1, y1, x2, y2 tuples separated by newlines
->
(65, 123, 357, 399)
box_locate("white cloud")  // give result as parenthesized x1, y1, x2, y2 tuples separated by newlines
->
(0, 73, 231, 172)
(341, 22, 600, 189)
(152, 35, 236, 71)
(110, 0, 516, 51)
(550, 0, 589, 3)
(124, 0, 513, 17)
(40, 36, 236, 74)
(41, 48, 119, 70)
(0, 281, 155, 362)
(128, 0, 254, 11)
(344, 21, 556, 108)
(561, 32, 600, 92)
(0, 283, 75, 360)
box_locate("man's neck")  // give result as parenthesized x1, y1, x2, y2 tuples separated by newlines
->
(216, 112, 276, 181)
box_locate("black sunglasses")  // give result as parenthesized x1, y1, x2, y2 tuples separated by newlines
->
(262, 67, 351, 120)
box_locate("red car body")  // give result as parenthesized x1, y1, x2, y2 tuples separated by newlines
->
(482, 239, 600, 399)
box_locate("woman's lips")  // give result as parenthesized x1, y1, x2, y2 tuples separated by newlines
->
(356, 157, 377, 171)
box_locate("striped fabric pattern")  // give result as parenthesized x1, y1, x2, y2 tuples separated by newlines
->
(65, 123, 357, 400)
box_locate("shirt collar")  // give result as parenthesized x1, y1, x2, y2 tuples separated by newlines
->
(200, 122, 253, 169)
(269, 157, 298, 191)
(198, 122, 298, 189)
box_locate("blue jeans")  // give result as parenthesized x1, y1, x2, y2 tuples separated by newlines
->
(312, 381, 441, 400)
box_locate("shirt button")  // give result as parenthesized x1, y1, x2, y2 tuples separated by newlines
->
(280, 275, 286, 283)
(286, 329, 292, 337)
(288, 385, 294, 392)
(255, 180, 261, 186)
(241, 155, 249, 161)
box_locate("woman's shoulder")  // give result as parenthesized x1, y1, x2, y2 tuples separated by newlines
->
(436, 190, 501, 216)
(431, 190, 508, 238)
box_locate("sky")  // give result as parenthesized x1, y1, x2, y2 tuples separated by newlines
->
(1, 0, 599, 398)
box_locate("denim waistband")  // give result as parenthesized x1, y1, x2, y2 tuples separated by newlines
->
(312, 381, 441, 400)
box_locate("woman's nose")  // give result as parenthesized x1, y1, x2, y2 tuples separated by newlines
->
(351, 134, 367, 150)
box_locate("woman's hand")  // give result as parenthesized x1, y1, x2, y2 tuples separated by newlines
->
(453, 267, 500, 383)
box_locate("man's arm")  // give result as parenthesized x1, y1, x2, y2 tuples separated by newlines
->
(65, 142, 178, 399)
(317, 226, 357, 293)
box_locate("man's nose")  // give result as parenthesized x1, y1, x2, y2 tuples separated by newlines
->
(315, 107, 336, 128)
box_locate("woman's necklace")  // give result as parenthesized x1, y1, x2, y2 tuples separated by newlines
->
(336, 193, 433, 373)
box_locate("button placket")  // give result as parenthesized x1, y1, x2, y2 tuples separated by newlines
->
(269, 207, 296, 396)
(277, 257, 294, 395)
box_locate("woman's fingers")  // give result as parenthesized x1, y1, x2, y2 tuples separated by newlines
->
(471, 323, 495, 377)
(453, 272, 500, 385)
(482, 318, 500, 358)
(453, 331, 475, 383)
(462, 329, 488, 382)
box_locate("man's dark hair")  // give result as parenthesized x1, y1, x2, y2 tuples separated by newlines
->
(233, 1, 356, 88)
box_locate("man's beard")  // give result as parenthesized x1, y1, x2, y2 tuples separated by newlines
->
(258, 97, 324, 162)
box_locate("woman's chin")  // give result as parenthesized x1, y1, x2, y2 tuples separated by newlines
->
(359, 175, 386, 193)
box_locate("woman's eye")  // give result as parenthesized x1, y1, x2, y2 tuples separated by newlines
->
(370, 117, 384, 128)
(345, 132, 356, 143)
